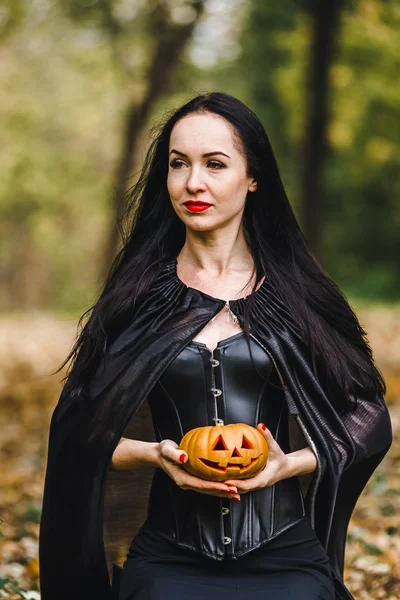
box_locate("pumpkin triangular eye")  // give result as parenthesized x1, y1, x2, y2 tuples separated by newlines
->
(212, 434, 228, 451)
(241, 435, 254, 449)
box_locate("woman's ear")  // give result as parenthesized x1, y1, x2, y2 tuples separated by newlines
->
(248, 180, 257, 192)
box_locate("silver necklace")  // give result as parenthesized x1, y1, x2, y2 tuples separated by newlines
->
(210, 301, 239, 325)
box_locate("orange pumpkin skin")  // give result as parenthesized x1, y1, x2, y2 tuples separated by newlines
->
(178, 423, 268, 482)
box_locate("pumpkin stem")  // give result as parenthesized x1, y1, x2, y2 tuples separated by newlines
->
(213, 418, 225, 426)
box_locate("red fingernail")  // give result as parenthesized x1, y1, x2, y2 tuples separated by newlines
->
(179, 453, 186, 463)
(260, 423, 266, 430)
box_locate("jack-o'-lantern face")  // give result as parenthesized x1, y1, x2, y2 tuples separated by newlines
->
(178, 423, 269, 482)
(200, 431, 260, 472)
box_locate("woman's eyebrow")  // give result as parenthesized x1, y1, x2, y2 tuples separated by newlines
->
(169, 149, 231, 159)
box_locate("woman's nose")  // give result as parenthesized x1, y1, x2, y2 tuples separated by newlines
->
(185, 167, 207, 193)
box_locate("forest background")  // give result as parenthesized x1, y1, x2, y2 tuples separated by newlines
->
(0, 1, 399, 599)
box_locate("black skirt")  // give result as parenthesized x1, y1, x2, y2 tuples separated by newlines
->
(118, 516, 335, 600)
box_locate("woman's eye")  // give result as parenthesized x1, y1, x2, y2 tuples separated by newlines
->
(169, 159, 185, 169)
(207, 160, 225, 169)
(169, 159, 226, 170)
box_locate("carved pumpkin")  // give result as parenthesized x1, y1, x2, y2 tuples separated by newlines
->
(178, 423, 268, 482)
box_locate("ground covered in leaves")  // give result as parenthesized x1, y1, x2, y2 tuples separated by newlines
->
(0, 309, 399, 599)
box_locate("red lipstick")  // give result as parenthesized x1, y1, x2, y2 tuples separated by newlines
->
(184, 201, 212, 213)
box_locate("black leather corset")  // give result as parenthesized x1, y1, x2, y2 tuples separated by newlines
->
(145, 331, 305, 560)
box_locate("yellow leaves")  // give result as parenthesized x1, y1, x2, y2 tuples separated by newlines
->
(0, 315, 74, 597)
(25, 560, 39, 580)
(1, 583, 25, 600)
(1, 541, 26, 562)
(344, 399, 400, 599)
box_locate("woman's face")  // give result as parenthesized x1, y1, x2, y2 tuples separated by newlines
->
(167, 113, 256, 232)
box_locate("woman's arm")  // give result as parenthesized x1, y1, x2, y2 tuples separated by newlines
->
(285, 447, 317, 477)
(110, 437, 244, 500)
(110, 437, 160, 471)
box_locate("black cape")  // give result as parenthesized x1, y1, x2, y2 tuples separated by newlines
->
(39, 258, 392, 600)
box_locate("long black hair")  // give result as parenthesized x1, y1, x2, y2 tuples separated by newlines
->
(58, 91, 385, 413)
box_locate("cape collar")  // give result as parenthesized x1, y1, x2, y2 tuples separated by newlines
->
(154, 256, 301, 339)
(164, 256, 269, 307)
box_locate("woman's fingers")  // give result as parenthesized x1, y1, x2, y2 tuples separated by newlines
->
(178, 470, 231, 492)
(257, 422, 277, 447)
(193, 484, 241, 500)
(159, 439, 241, 499)
(172, 464, 240, 498)
(159, 439, 186, 464)
(178, 451, 188, 464)
(224, 425, 289, 491)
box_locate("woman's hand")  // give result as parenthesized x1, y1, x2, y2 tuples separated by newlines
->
(223, 423, 317, 494)
(157, 439, 241, 501)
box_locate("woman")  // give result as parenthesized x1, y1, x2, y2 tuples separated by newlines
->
(39, 92, 392, 600)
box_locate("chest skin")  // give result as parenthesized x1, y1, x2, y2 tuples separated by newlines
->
(191, 306, 244, 352)
(176, 256, 266, 354)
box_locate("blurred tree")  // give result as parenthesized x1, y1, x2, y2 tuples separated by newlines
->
(323, 0, 400, 299)
(59, 0, 207, 275)
(233, 0, 400, 297)
(0, 0, 206, 309)
(100, 0, 206, 275)
(0, 0, 27, 41)
(299, 0, 345, 257)
(0, 0, 120, 311)
(237, 2, 299, 179)
(0, 0, 398, 311)
(238, 0, 345, 257)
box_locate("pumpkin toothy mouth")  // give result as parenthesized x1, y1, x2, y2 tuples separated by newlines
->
(198, 456, 261, 472)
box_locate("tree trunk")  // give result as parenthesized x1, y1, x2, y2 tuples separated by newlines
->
(300, 0, 344, 258)
(102, 1, 206, 280)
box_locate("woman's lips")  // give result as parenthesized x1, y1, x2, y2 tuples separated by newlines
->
(184, 202, 212, 213)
